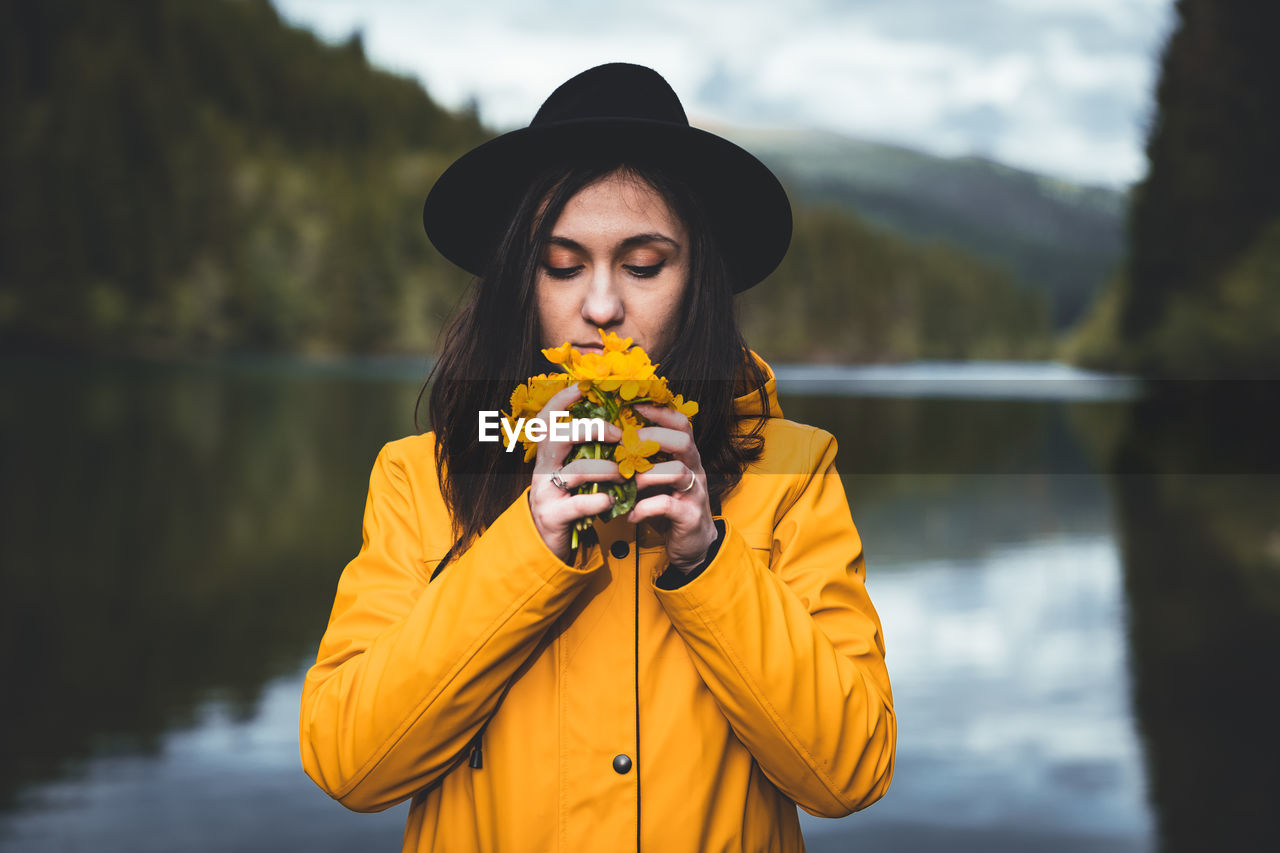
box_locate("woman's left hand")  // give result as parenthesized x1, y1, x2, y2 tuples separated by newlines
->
(626, 403, 719, 572)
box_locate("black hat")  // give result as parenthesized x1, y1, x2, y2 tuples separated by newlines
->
(422, 63, 792, 292)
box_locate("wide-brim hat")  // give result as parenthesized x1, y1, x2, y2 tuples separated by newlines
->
(422, 63, 792, 292)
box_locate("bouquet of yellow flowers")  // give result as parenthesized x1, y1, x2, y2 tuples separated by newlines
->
(502, 330, 698, 548)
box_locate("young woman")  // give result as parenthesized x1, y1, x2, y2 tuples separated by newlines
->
(300, 63, 895, 852)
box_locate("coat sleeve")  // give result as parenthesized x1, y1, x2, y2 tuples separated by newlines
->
(299, 440, 598, 812)
(652, 429, 896, 818)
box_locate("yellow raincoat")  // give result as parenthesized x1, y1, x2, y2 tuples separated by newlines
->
(300, 353, 895, 851)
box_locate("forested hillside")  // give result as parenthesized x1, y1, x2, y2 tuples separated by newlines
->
(1, 0, 1050, 362)
(1, 0, 487, 355)
(727, 125, 1125, 331)
(741, 206, 1049, 362)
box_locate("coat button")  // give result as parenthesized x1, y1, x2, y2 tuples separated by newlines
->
(610, 540, 630, 559)
(612, 754, 632, 774)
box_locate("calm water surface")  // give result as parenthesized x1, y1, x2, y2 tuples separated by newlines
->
(2, 356, 1277, 852)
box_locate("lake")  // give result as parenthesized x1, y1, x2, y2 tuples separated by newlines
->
(1, 356, 1277, 852)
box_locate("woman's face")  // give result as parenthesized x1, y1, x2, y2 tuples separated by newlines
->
(535, 170, 689, 360)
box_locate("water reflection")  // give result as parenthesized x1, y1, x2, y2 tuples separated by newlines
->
(0, 356, 423, 810)
(1105, 384, 1280, 852)
(2, 668, 407, 852)
(802, 474, 1151, 853)
(1, 357, 1276, 851)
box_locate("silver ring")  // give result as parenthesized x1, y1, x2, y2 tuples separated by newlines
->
(550, 468, 570, 492)
(678, 471, 696, 493)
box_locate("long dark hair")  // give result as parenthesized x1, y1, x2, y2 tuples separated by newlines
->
(417, 158, 770, 549)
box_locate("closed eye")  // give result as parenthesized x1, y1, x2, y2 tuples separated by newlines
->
(542, 264, 583, 279)
(624, 261, 666, 278)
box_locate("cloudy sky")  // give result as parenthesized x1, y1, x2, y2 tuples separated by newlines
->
(274, 0, 1175, 189)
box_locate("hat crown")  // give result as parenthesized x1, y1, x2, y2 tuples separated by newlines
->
(531, 63, 689, 127)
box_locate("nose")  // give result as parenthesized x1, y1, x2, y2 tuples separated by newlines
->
(581, 266, 624, 329)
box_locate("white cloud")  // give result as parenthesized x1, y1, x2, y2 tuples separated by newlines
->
(273, 0, 1175, 187)
(1039, 28, 1152, 93)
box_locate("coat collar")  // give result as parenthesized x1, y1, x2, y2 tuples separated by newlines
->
(733, 350, 782, 420)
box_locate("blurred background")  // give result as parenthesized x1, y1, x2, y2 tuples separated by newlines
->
(1, 1, 1278, 850)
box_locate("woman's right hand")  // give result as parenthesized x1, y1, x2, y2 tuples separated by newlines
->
(528, 385, 623, 564)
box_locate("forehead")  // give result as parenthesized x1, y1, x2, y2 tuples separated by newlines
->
(551, 171, 686, 239)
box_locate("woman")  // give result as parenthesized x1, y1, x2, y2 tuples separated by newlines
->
(300, 63, 895, 851)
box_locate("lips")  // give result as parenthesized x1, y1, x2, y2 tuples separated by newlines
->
(572, 344, 603, 354)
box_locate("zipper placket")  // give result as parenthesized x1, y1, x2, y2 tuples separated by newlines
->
(634, 531, 641, 853)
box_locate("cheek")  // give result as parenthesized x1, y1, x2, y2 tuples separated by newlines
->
(660, 270, 689, 325)
(535, 282, 576, 338)
(642, 276, 688, 350)
(653, 297, 681, 333)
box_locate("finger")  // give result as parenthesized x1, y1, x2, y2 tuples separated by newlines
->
(626, 493, 698, 526)
(546, 491, 615, 525)
(633, 403, 692, 433)
(530, 490, 614, 548)
(632, 460, 695, 493)
(558, 458, 624, 489)
(579, 418, 624, 444)
(634, 426, 695, 460)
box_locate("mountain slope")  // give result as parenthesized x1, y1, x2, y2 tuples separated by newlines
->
(714, 124, 1127, 329)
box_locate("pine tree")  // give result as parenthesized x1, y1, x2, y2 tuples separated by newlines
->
(1123, 0, 1280, 350)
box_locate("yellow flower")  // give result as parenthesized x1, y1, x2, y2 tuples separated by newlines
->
(592, 353, 623, 391)
(646, 379, 674, 406)
(599, 329, 633, 352)
(598, 350, 657, 391)
(672, 394, 699, 418)
(498, 338, 692, 477)
(542, 341, 576, 367)
(618, 407, 640, 430)
(614, 425, 660, 478)
(509, 383, 532, 417)
(573, 352, 612, 382)
(514, 373, 569, 418)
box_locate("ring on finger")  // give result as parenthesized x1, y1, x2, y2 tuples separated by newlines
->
(678, 471, 696, 493)
(551, 468, 570, 492)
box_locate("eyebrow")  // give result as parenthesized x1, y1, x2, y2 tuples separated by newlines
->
(547, 233, 682, 253)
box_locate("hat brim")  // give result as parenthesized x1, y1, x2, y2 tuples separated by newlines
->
(422, 118, 792, 292)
